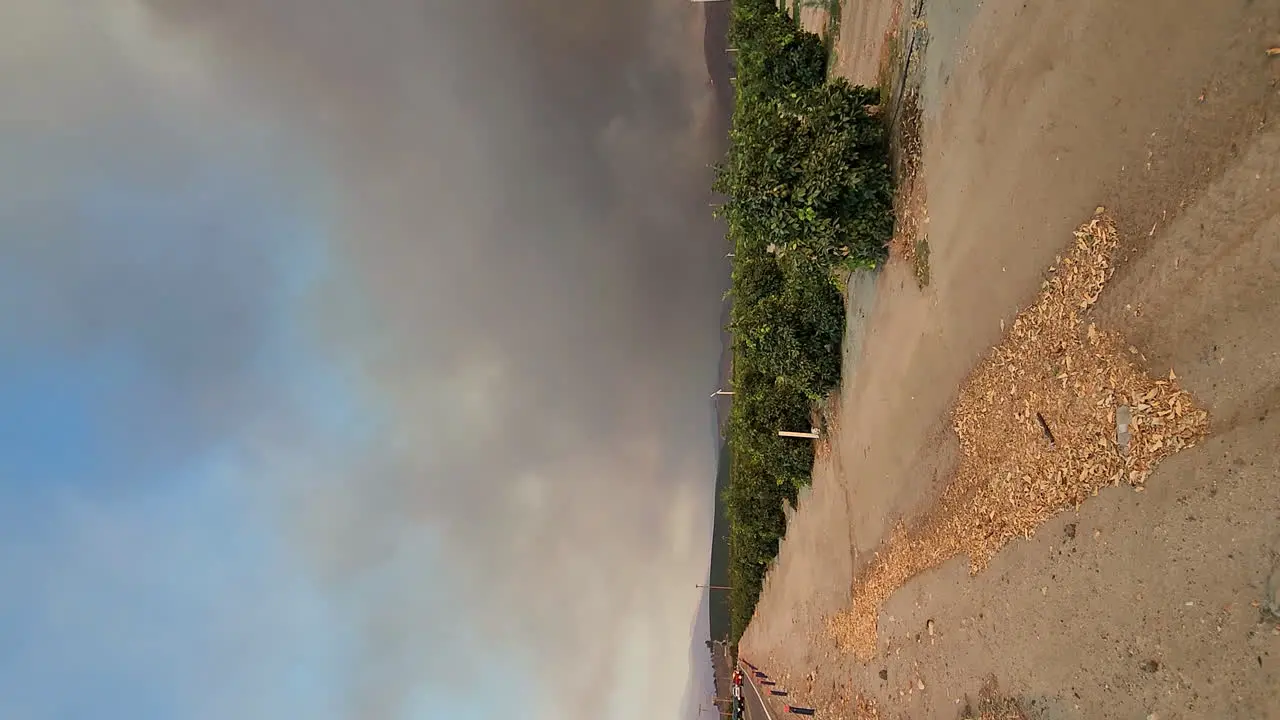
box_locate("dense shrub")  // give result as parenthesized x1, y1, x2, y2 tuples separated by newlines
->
(716, 81, 892, 275)
(761, 34, 829, 93)
(718, 0, 894, 647)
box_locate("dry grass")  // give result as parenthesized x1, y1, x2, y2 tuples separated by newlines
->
(852, 695, 881, 718)
(815, 393, 841, 461)
(801, 691, 882, 719)
(874, 0, 904, 100)
(879, 0, 930, 287)
(889, 90, 930, 286)
(960, 678, 1028, 720)
(963, 702, 1027, 720)
(828, 211, 1210, 659)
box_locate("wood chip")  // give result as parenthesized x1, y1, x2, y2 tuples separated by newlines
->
(827, 214, 1209, 659)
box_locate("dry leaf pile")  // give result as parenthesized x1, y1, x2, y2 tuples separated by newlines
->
(827, 212, 1210, 660)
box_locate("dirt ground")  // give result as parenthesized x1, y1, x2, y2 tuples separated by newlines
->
(797, 0, 899, 86)
(740, 0, 1280, 718)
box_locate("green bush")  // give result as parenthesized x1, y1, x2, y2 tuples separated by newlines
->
(716, 81, 892, 273)
(717, 0, 894, 648)
(761, 34, 829, 93)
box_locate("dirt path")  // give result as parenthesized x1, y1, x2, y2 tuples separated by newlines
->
(741, 0, 1280, 717)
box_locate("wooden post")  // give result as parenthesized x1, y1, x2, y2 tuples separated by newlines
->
(778, 430, 820, 439)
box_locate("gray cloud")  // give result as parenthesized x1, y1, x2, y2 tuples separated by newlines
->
(0, 0, 313, 493)
(127, 0, 730, 718)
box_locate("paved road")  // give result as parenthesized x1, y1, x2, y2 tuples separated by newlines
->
(736, 664, 774, 720)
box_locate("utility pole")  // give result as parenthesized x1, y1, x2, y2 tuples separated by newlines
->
(710, 389, 735, 397)
(697, 584, 733, 590)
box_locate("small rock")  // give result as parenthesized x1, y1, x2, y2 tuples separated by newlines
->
(1141, 659, 1161, 673)
(917, 678, 926, 691)
(1064, 523, 1077, 540)
(879, 669, 888, 681)
(1116, 405, 1133, 456)
(1266, 565, 1280, 618)
(927, 619, 935, 637)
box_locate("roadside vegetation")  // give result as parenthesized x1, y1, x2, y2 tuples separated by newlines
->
(716, 0, 894, 646)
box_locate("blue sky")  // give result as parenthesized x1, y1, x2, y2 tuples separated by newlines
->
(2, 102, 377, 718)
(1, 2, 721, 718)
(0, 105, 532, 719)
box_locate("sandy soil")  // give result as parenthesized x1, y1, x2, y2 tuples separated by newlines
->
(740, 0, 1280, 717)
(797, 0, 899, 86)
(798, 3, 829, 39)
(829, 0, 899, 85)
